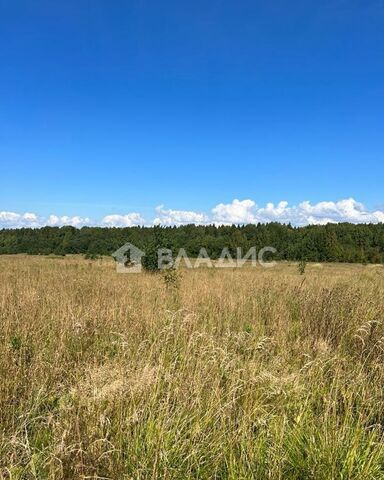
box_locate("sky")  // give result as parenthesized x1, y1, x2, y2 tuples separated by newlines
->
(1, 0, 384, 227)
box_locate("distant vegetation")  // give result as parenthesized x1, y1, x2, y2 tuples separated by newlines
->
(1, 222, 384, 263)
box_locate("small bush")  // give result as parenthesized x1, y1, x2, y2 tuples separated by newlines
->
(163, 268, 181, 289)
(298, 259, 307, 275)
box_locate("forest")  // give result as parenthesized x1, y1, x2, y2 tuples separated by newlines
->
(1, 222, 384, 263)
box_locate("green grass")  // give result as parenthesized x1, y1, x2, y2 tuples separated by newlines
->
(0, 255, 384, 478)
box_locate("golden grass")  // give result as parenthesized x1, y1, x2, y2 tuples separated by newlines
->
(1, 255, 384, 479)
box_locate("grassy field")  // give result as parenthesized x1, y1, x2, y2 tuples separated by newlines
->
(1, 255, 384, 479)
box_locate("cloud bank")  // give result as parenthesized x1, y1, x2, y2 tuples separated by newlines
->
(1, 198, 384, 229)
(153, 205, 209, 226)
(0, 211, 91, 228)
(150, 198, 384, 226)
(101, 213, 145, 227)
(208, 198, 384, 226)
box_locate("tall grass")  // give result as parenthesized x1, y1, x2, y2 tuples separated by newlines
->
(1, 256, 384, 479)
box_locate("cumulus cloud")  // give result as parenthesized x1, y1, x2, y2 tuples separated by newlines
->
(101, 213, 145, 227)
(0, 211, 90, 228)
(0, 211, 40, 228)
(0, 210, 144, 229)
(297, 199, 384, 224)
(209, 198, 384, 226)
(47, 215, 91, 227)
(211, 199, 257, 225)
(1, 198, 384, 228)
(153, 205, 209, 226)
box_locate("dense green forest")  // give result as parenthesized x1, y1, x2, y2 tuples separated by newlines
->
(1, 222, 384, 263)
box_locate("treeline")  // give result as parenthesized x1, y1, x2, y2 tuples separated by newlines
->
(1, 223, 384, 263)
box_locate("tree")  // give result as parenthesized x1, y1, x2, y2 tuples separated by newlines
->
(142, 226, 166, 272)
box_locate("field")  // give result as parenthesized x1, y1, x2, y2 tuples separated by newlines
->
(1, 255, 384, 479)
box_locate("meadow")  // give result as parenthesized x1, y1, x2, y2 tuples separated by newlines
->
(1, 255, 384, 479)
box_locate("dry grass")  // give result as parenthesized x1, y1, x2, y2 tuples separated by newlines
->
(1, 255, 384, 479)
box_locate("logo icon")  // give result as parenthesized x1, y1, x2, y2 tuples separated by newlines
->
(112, 243, 145, 273)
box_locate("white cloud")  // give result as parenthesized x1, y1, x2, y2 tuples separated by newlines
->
(0, 211, 90, 228)
(101, 213, 145, 227)
(297, 198, 384, 224)
(1, 198, 383, 229)
(211, 199, 257, 225)
(23, 212, 38, 222)
(0, 211, 40, 228)
(47, 215, 91, 227)
(153, 205, 209, 226)
(210, 197, 384, 226)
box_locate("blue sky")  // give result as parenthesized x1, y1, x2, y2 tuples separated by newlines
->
(1, 0, 384, 227)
